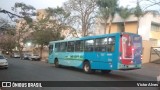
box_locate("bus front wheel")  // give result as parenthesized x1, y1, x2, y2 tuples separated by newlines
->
(54, 59, 59, 68)
(83, 61, 93, 74)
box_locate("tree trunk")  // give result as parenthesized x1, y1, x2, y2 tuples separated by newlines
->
(123, 21, 126, 32)
(40, 44, 43, 60)
(104, 22, 107, 34)
(136, 17, 140, 34)
(108, 19, 113, 34)
(18, 46, 23, 60)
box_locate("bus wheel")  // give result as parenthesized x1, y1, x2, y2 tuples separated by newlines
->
(54, 59, 59, 68)
(101, 70, 111, 74)
(83, 61, 93, 74)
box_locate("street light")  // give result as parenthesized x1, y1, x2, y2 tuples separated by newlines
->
(26, 42, 32, 47)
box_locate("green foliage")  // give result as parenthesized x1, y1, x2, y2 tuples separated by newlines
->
(32, 30, 54, 45)
(46, 7, 71, 25)
(12, 2, 36, 24)
(134, 2, 143, 18)
(96, 0, 118, 33)
(97, 0, 118, 16)
(118, 7, 132, 20)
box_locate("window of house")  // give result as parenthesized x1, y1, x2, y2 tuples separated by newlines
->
(75, 40, 84, 52)
(151, 24, 160, 32)
(84, 40, 94, 52)
(67, 41, 75, 52)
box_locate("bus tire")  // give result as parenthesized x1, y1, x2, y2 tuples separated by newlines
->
(83, 61, 93, 74)
(54, 59, 59, 68)
(101, 70, 111, 74)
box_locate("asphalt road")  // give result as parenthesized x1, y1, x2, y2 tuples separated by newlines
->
(0, 58, 159, 90)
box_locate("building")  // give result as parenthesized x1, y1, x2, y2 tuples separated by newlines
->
(96, 11, 160, 63)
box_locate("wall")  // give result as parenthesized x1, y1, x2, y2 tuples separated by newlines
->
(125, 22, 137, 33)
(142, 40, 152, 63)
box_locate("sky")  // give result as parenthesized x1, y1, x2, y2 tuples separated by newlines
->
(0, 0, 159, 21)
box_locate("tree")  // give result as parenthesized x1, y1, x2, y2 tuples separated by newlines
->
(46, 6, 71, 39)
(118, 7, 132, 32)
(0, 35, 16, 55)
(142, 0, 160, 11)
(64, 0, 97, 36)
(0, 18, 16, 55)
(97, 0, 118, 34)
(11, 2, 36, 59)
(32, 19, 65, 59)
(133, 0, 143, 34)
(31, 7, 68, 59)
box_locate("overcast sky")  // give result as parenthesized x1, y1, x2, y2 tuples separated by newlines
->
(0, 0, 158, 20)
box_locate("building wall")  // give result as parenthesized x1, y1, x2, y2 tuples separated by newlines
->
(125, 22, 137, 33)
(109, 23, 119, 33)
(142, 40, 152, 63)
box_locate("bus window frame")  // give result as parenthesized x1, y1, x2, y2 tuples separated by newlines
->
(95, 37, 108, 52)
(84, 39, 95, 52)
(107, 36, 116, 52)
(55, 43, 60, 52)
(60, 42, 67, 52)
(49, 44, 53, 54)
(67, 41, 75, 52)
(75, 40, 84, 52)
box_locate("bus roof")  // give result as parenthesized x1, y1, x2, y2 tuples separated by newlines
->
(49, 32, 140, 44)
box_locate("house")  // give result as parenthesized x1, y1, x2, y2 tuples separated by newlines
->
(96, 11, 160, 63)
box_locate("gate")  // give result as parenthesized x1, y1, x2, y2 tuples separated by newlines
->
(149, 47, 160, 64)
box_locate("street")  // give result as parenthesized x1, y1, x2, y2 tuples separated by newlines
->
(0, 57, 159, 90)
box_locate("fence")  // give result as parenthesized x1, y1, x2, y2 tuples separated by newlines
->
(149, 47, 160, 64)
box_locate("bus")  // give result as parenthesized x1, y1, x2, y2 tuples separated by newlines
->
(48, 32, 142, 74)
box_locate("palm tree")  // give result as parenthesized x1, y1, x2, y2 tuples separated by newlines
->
(118, 7, 132, 32)
(97, 0, 118, 34)
(133, 0, 143, 34)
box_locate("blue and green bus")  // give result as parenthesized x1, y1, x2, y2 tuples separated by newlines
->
(48, 32, 142, 73)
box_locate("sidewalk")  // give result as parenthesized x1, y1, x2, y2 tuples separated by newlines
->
(127, 63, 160, 78)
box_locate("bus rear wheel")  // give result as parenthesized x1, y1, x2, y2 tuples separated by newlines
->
(83, 61, 93, 74)
(54, 59, 59, 68)
(101, 70, 111, 74)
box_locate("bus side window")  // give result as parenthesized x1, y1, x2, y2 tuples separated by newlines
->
(85, 40, 94, 52)
(60, 42, 67, 52)
(107, 37, 115, 52)
(49, 45, 53, 54)
(67, 41, 75, 52)
(55, 43, 60, 52)
(75, 40, 84, 52)
(95, 38, 107, 52)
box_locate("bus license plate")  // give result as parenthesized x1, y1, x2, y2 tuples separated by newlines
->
(128, 65, 135, 68)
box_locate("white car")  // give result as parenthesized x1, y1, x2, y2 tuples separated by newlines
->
(29, 54, 40, 61)
(12, 53, 20, 58)
(0, 55, 8, 69)
(157, 74, 160, 84)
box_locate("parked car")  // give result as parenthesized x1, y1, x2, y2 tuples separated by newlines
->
(23, 53, 31, 60)
(157, 74, 160, 84)
(0, 55, 8, 69)
(29, 54, 40, 61)
(11, 53, 20, 58)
